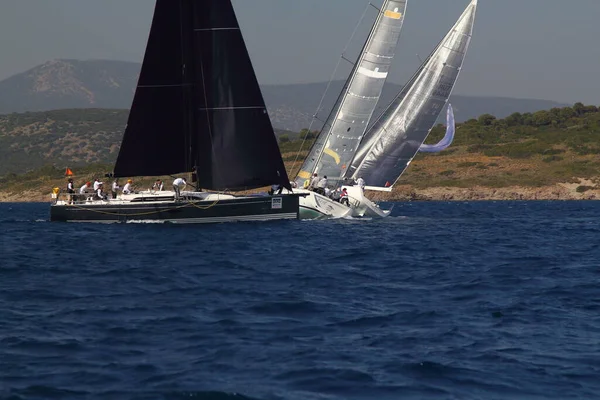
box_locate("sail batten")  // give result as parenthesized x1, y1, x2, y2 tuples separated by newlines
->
(348, 0, 477, 188)
(114, 0, 290, 192)
(295, 0, 407, 186)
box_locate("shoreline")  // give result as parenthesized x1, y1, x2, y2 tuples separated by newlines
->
(365, 181, 599, 202)
(1, 181, 598, 203)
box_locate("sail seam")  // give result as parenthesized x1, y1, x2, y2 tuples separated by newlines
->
(198, 106, 265, 111)
(137, 84, 192, 88)
(194, 28, 239, 31)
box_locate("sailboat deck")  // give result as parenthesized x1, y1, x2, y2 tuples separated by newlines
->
(53, 190, 238, 206)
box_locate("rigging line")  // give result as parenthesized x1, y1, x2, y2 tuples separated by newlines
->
(287, 1, 376, 177)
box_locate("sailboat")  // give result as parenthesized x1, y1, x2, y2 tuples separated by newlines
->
(288, 0, 408, 219)
(50, 0, 302, 223)
(347, 0, 478, 191)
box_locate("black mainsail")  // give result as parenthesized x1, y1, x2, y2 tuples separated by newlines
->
(114, 0, 291, 191)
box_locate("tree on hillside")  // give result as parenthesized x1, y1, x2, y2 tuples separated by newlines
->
(478, 114, 496, 126)
(532, 110, 551, 126)
(573, 102, 585, 116)
(504, 112, 523, 126)
(559, 107, 575, 121)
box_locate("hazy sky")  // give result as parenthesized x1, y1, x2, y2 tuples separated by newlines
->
(1, 0, 599, 104)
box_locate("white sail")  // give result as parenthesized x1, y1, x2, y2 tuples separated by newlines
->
(348, 0, 478, 190)
(295, 0, 407, 187)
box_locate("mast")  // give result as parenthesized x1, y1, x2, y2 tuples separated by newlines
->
(349, 0, 478, 190)
(294, 0, 407, 188)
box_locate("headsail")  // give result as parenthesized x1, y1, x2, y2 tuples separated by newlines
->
(419, 103, 456, 153)
(347, 0, 477, 190)
(295, 0, 407, 187)
(114, 0, 291, 191)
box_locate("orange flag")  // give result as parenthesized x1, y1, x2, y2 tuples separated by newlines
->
(65, 168, 74, 176)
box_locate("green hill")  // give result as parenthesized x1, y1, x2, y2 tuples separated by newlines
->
(280, 102, 600, 188)
(1, 102, 600, 201)
(0, 108, 294, 177)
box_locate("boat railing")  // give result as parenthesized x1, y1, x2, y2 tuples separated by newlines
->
(52, 189, 181, 205)
(52, 190, 106, 205)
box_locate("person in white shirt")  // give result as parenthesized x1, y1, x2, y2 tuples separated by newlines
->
(79, 182, 90, 194)
(173, 177, 186, 200)
(308, 173, 319, 190)
(79, 182, 91, 201)
(122, 179, 133, 194)
(356, 177, 365, 191)
(94, 183, 108, 201)
(93, 179, 102, 191)
(317, 176, 328, 188)
(152, 179, 164, 191)
(111, 179, 120, 199)
(269, 184, 283, 195)
(313, 175, 328, 196)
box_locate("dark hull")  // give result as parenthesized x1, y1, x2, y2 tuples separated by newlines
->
(50, 194, 300, 224)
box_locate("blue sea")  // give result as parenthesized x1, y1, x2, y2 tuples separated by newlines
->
(1, 201, 599, 400)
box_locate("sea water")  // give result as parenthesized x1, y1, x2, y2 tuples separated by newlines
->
(1, 201, 599, 399)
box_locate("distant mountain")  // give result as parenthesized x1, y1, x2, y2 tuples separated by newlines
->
(260, 82, 571, 132)
(0, 59, 570, 132)
(0, 60, 138, 112)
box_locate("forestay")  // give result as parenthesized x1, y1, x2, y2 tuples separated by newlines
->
(347, 0, 478, 190)
(295, 0, 407, 187)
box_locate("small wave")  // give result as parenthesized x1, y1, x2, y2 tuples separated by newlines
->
(275, 367, 375, 393)
(331, 312, 398, 328)
(247, 300, 322, 316)
(3, 385, 89, 399)
(156, 392, 262, 400)
(125, 219, 167, 224)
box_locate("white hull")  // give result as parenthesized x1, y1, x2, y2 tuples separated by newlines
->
(292, 189, 353, 220)
(285, 187, 391, 220)
(344, 185, 393, 218)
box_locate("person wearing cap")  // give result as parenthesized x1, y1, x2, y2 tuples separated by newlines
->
(122, 179, 133, 194)
(79, 182, 90, 194)
(172, 177, 186, 200)
(79, 181, 92, 201)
